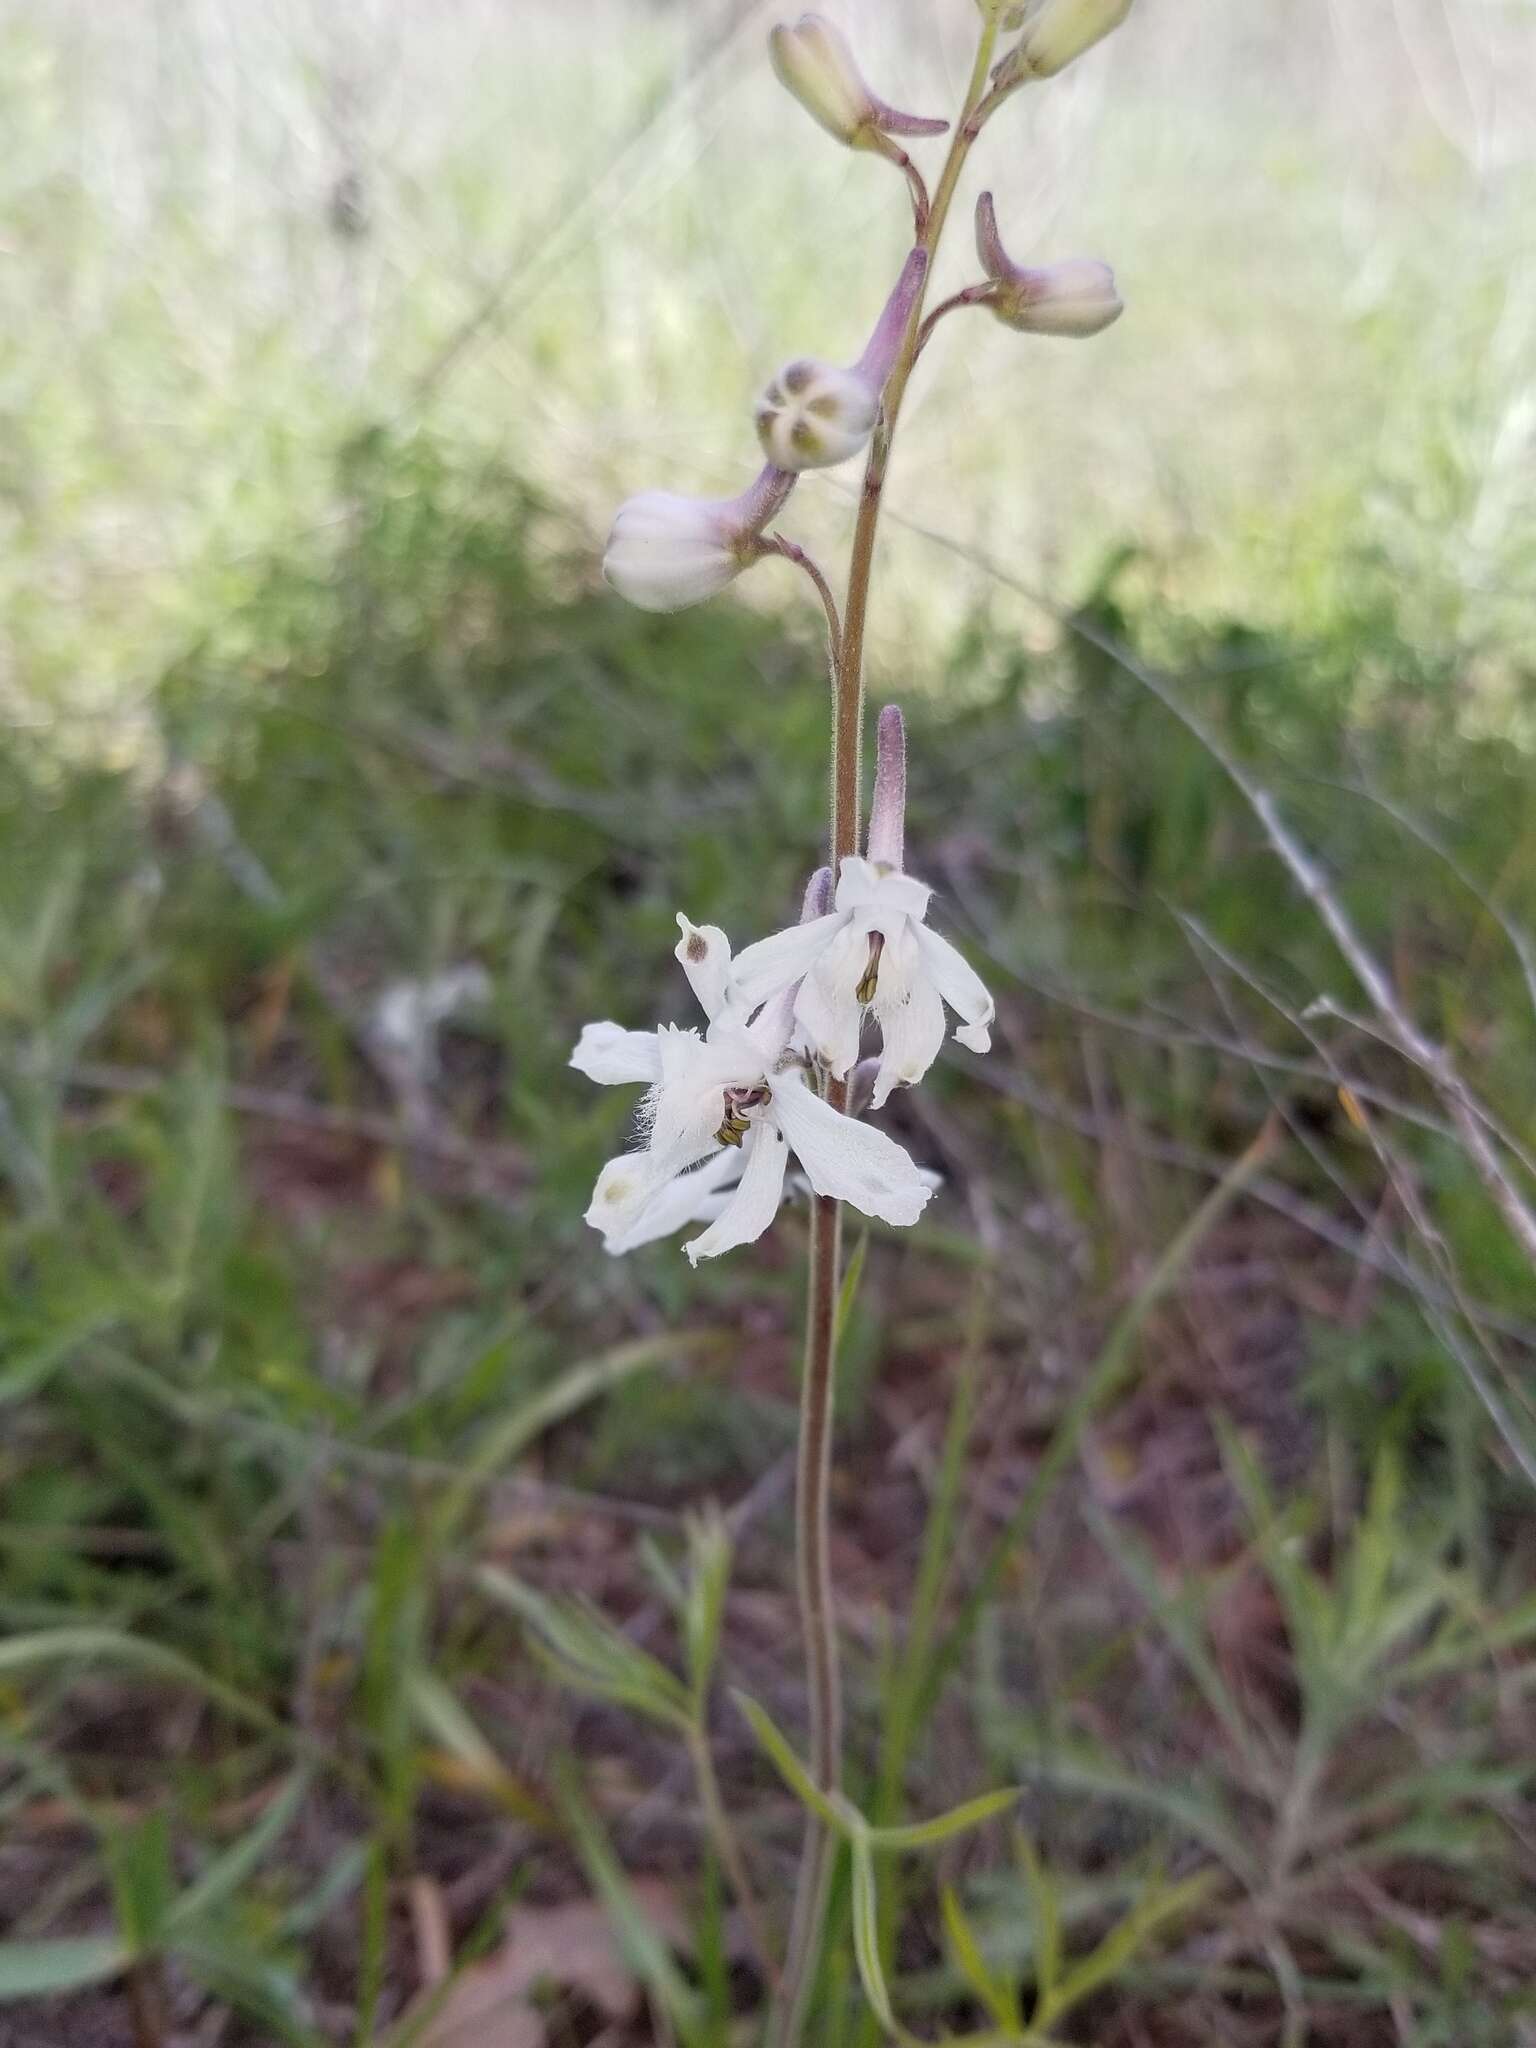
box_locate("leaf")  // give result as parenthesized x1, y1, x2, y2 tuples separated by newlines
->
(407, 1669, 551, 1828)
(835, 1230, 869, 1349)
(0, 1627, 275, 1732)
(560, 1777, 704, 2042)
(1034, 1871, 1215, 2028)
(941, 1887, 1023, 2036)
(870, 1787, 1020, 1853)
(730, 1690, 847, 1833)
(851, 1833, 904, 2041)
(0, 1936, 127, 2000)
(479, 1570, 692, 1729)
(437, 1332, 725, 1541)
(1016, 1834, 1061, 2004)
(682, 1509, 732, 1703)
(166, 1772, 310, 1934)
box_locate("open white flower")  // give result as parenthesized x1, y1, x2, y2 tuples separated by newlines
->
(603, 463, 794, 613)
(571, 994, 932, 1264)
(728, 707, 994, 1105)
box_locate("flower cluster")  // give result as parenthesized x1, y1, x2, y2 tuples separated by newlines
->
(601, 5, 1128, 619)
(586, 0, 1135, 1267)
(572, 708, 993, 1262)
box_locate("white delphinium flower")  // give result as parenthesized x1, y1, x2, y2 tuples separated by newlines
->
(603, 463, 795, 613)
(973, 191, 1122, 338)
(571, 874, 933, 1264)
(768, 14, 948, 151)
(755, 248, 928, 473)
(729, 706, 994, 1105)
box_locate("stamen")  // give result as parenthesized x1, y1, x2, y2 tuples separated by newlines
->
(856, 931, 886, 1005)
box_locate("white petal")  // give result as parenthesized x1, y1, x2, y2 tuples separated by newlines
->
(570, 1021, 662, 1086)
(870, 922, 947, 1107)
(911, 923, 995, 1054)
(674, 915, 733, 1019)
(685, 1124, 790, 1264)
(795, 921, 870, 1079)
(605, 1148, 743, 1256)
(835, 856, 931, 922)
(584, 1153, 661, 1242)
(643, 1026, 741, 1182)
(729, 913, 844, 1009)
(769, 1075, 932, 1228)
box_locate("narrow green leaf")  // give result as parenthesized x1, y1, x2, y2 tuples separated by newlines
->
(870, 1786, 1020, 1853)
(0, 1628, 275, 1732)
(1035, 1872, 1214, 2028)
(166, 1773, 310, 1934)
(479, 1569, 692, 1728)
(835, 1230, 869, 1349)
(730, 1690, 847, 1833)
(851, 1834, 902, 2038)
(941, 1887, 1023, 2036)
(0, 1936, 127, 2000)
(559, 1774, 704, 2041)
(1016, 1834, 1061, 2003)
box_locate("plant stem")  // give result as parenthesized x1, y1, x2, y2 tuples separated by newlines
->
(830, 17, 999, 864)
(772, 24, 1001, 2048)
(771, 1188, 843, 2048)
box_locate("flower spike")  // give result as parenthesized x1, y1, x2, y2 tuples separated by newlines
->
(730, 708, 995, 1106)
(603, 463, 795, 613)
(755, 247, 928, 473)
(973, 192, 1123, 338)
(768, 15, 948, 150)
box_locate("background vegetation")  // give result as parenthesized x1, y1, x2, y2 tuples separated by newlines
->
(3, 2, 1535, 2043)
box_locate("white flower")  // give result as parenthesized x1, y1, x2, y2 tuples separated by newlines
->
(603, 463, 794, 613)
(974, 192, 1122, 339)
(995, 0, 1134, 86)
(768, 14, 948, 150)
(755, 248, 927, 473)
(727, 707, 994, 1105)
(571, 998, 933, 1264)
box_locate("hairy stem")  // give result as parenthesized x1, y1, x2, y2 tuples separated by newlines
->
(831, 18, 998, 862)
(772, 24, 1000, 2048)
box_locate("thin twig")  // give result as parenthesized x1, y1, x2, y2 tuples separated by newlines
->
(765, 534, 843, 666)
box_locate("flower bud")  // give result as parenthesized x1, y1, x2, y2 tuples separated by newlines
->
(974, 191, 1122, 337)
(602, 463, 794, 613)
(768, 14, 947, 150)
(994, 0, 1133, 86)
(755, 247, 927, 472)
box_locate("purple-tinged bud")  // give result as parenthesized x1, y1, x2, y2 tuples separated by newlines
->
(994, 0, 1134, 86)
(802, 865, 834, 921)
(602, 464, 794, 613)
(974, 192, 1123, 338)
(867, 704, 906, 871)
(768, 14, 948, 150)
(755, 248, 927, 472)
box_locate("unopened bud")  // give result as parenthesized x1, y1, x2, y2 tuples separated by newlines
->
(755, 248, 927, 472)
(974, 191, 1122, 337)
(994, 0, 1133, 86)
(603, 464, 794, 613)
(769, 14, 947, 150)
